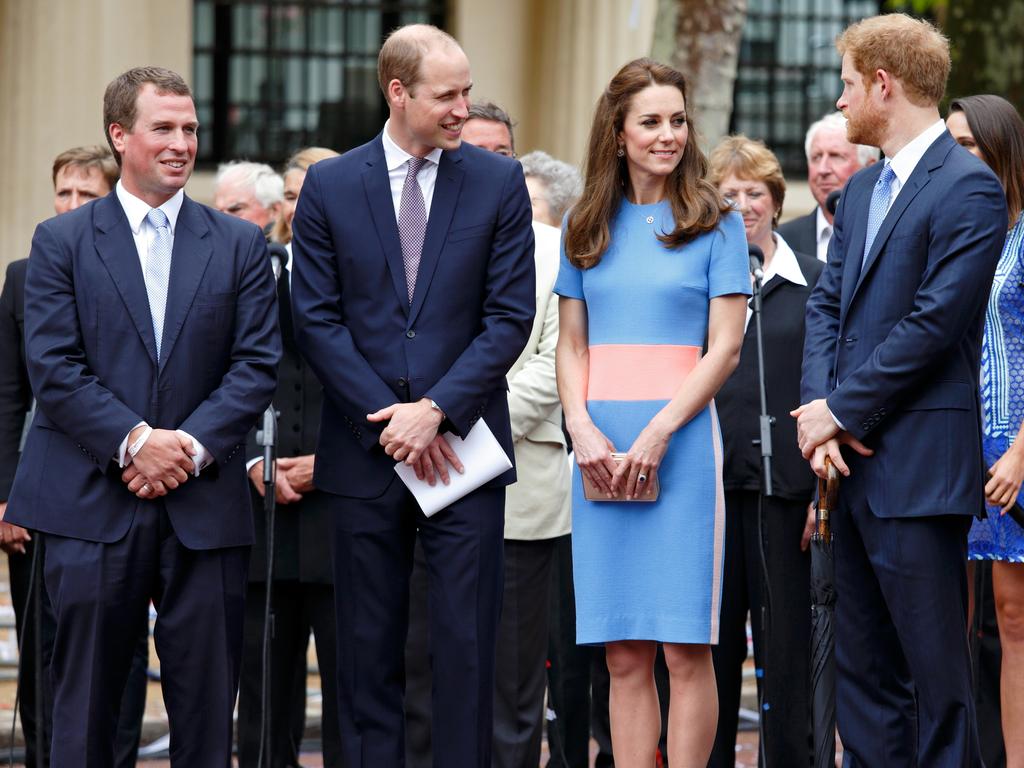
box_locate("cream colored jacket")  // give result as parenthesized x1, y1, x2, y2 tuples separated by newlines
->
(503, 221, 571, 540)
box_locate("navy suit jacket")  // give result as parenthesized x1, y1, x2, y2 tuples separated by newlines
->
(802, 130, 1007, 518)
(6, 193, 281, 548)
(290, 134, 536, 499)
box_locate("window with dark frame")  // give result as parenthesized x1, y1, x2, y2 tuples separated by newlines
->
(192, 0, 448, 168)
(730, 0, 884, 176)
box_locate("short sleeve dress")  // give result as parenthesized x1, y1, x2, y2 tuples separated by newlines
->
(554, 200, 750, 644)
(969, 215, 1024, 562)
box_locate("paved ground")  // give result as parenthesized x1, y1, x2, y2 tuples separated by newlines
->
(0, 562, 841, 767)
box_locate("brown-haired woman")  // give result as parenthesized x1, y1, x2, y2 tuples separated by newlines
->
(554, 58, 750, 765)
(946, 94, 1024, 766)
(707, 135, 823, 766)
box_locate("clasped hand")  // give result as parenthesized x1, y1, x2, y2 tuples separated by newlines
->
(368, 400, 464, 486)
(790, 399, 872, 479)
(248, 455, 315, 504)
(122, 428, 196, 499)
(611, 420, 670, 500)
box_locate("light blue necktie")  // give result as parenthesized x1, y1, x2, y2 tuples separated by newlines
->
(862, 162, 897, 267)
(145, 208, 172, 360)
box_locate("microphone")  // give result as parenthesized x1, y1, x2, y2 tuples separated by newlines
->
(826, 190, 841, 216)
(257, 406, 277, 484)
(267, 242, 288, 280)
(749, 244, 765, 282)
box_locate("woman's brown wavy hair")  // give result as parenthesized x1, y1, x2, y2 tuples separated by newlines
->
(564, 58, 731, 269)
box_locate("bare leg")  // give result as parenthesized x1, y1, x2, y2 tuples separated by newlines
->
(994, 561, 1024, 768)
(663, 642, 717, 767)
(606, 640, 659, 767)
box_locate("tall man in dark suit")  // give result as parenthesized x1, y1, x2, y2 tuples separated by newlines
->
(290, 24, 535, 768)
(777, 112, 878, 261)
(5, 66, 280, 766)
(795, 14, 1007, 767)
(0, 145, 150, 768)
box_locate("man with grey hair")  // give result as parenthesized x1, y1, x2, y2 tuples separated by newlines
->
(518, 150, 582, 228)
(213, 160, 284, 235)
(777, 112, 879, 261)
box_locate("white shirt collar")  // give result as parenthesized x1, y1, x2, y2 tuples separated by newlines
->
(888, 119, 947, 187)
(815, 206, 832, 242)
(116, 180, 184, 235)
(764, 233, 808, 287)
(382, 119, 443, 172)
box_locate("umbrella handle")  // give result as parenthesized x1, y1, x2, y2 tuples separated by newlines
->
(816, 456, 840, 538)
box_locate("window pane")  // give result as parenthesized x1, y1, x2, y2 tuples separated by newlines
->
(194, 0, 446, 165)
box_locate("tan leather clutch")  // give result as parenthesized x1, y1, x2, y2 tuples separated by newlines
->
(581, 453, 660, 502)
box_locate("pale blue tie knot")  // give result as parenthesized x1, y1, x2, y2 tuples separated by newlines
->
(144, 207, 173, 360)
(862, 162, 897, 266)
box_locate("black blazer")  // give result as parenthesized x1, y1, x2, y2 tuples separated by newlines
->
(247, 264, 332, 584)
(0, 260, 31, 500)
(717, 247, 824, 501)
(776, 209, 818, 258)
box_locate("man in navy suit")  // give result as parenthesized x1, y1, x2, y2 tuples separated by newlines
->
(290, 24, 535, 768)
(794, 14, 1007, 767)
(6, 66, 280, 766)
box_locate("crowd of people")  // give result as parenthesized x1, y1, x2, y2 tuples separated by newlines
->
(0, 10, 1021, 768)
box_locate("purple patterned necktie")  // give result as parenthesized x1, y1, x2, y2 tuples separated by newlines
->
(399, 157, 428, 304)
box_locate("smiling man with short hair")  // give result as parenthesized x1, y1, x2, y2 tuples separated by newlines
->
(291, 23, 536, 767)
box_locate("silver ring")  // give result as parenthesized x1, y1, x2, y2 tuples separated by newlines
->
(637, 473, 648, 484)
(142, 483, 150, 493)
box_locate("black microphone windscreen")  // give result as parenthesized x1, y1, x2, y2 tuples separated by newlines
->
(826, 190, 841, 216)
(748, 244, 764, 266)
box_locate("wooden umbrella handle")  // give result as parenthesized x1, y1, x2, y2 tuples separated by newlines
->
(816, 456, 840, 537)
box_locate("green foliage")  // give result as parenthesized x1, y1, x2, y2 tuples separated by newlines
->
(888, 0, 1024, 109)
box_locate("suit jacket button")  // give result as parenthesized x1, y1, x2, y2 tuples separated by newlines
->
(406, 330, 416, 339)
(398, 377, 408, 388)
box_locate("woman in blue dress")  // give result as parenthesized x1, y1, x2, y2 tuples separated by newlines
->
(554, 58, 749, 765)
(946, 94, 1024, 764)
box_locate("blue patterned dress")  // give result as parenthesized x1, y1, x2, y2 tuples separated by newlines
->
(554, 202, 750, 644)
(969, 215, 1024, 562)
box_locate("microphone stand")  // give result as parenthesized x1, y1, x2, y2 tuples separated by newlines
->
(749, 246, 775, 768)
(256, 405, 277, 768)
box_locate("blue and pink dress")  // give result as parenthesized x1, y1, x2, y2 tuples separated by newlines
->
(555, 201, 750, 644)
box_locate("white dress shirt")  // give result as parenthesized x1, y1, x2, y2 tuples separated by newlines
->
(381, 120, 443, 220)
(745, 234, 808, 331)
(884, 119, 948, 213)
(815, 207, 832, 263)
(114, 181, 211, 476)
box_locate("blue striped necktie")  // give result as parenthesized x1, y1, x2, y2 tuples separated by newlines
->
(862, 162, 896, 267)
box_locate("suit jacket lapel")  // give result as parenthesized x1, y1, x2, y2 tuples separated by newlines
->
(409, 148, 465, 324)
(158, 196, 212, 371)
(362, 137, 409, 313)
(93, 193, 159, 364)
(848, 133, 952, 304)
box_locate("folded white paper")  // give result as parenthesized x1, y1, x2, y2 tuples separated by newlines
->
(394, 418, 512, 517)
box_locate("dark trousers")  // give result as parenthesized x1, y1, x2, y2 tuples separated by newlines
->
(43, 503, 249, 768)
(709, 490, 812, 768)
(972, 559, 1006, 768)
(8, 536, 149, 768)
(544, 534, 613, 768)
(329, 480, 505, 768)
(237, 580, 343, 767)
(833, 474, 981, 767)
(406, 537, 556, 768)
